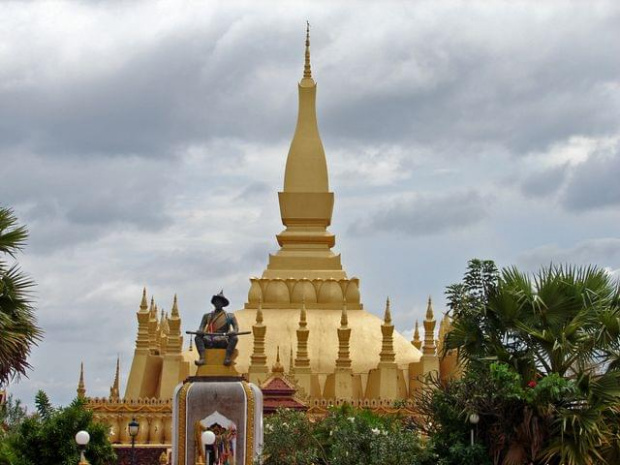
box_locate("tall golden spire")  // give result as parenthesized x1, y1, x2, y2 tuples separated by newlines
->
(260, 23, 346, 282)
(77, 362, 86, 399)
(283, 23, 326, 192)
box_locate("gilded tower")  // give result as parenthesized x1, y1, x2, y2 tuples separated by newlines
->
(86, 27, 457, 451)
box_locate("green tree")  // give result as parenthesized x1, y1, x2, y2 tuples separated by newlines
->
(443, 260, 620, 465)
(0, 207, 42, 385)
(0, 395, 28, 465)
(8, 391, 116, 465)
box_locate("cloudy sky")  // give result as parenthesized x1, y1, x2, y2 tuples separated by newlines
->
(1, 1, 619, 407)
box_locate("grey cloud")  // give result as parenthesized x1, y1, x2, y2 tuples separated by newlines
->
(350, 190, 488, 237)
(517, 238, 620, 272)
(520, 164, 569, 198)
(236, 182, 272, 200)
(2, 5, 618, 162)
(0, 152, 174, 253)
(0, 18, 299, 159)
(319, 6, 620, 157)
(562, 144, 620, 211)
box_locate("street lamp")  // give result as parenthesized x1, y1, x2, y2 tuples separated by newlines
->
(128, 418, 140, 465)
(469, 412, 480, 447)
(75, 430, 90, 465)
(201, 430, 216, 465)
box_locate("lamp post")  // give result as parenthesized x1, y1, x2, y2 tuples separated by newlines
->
(201, 430, 216, 465)
(128, 418, 140, 465)
(75, 430, 90, 465)
(469, 412, 480, 447)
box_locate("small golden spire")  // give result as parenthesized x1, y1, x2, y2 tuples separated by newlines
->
(423, 296, 437, 356)
(379, 298, 396, 364)
(140, 287, 148, 312)
(303, 21, 312, 80)
(272, 346, 284, 373)
(294, 299, 310, 371)
(384, 297, 392, 324)
(161, 313, 170, 334)
(425, 296, 434, 320)
(250, 298, 268, 372)
(188, 337, 193, 352)
(336, 298, 352, 370)
(77, 362, 86, 399)
(412, 320, 422, 350)
(110, 356, 120, 400)
(171, 294, 179, 318)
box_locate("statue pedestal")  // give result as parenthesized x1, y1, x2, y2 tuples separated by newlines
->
(195, 349, 240, 378)
(172, 350, 263, 465)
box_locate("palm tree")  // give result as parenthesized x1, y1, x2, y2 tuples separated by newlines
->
(0, 207, 42, 385)
(445, 261, 620, 465)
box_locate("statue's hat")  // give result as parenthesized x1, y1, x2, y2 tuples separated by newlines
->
(211, 290, 230, 307)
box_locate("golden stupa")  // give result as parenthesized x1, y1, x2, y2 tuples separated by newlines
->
(85, 27, 457, 454)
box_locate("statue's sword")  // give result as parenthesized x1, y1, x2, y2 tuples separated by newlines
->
(185, 330, 251, 337)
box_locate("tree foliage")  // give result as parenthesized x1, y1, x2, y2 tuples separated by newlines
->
(5, 391, 116, 465)
(439, 259, 620, 465)
(0, 207, 42, 385)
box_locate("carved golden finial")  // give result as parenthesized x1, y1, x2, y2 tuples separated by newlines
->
(140, 287, 148, 312)
(303, 21, 312, 80)
(412, 320, 422, 350)
(272, 346, 284, 373)
(384, 297, 392, 324)
(256, 298, 263, 324)
(77, 362, 86, 399)
(171, 294, 179, 317)
(110, 356, 120, 400)
(149, 297, 155, 315)
(188, 337, 193, 352)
